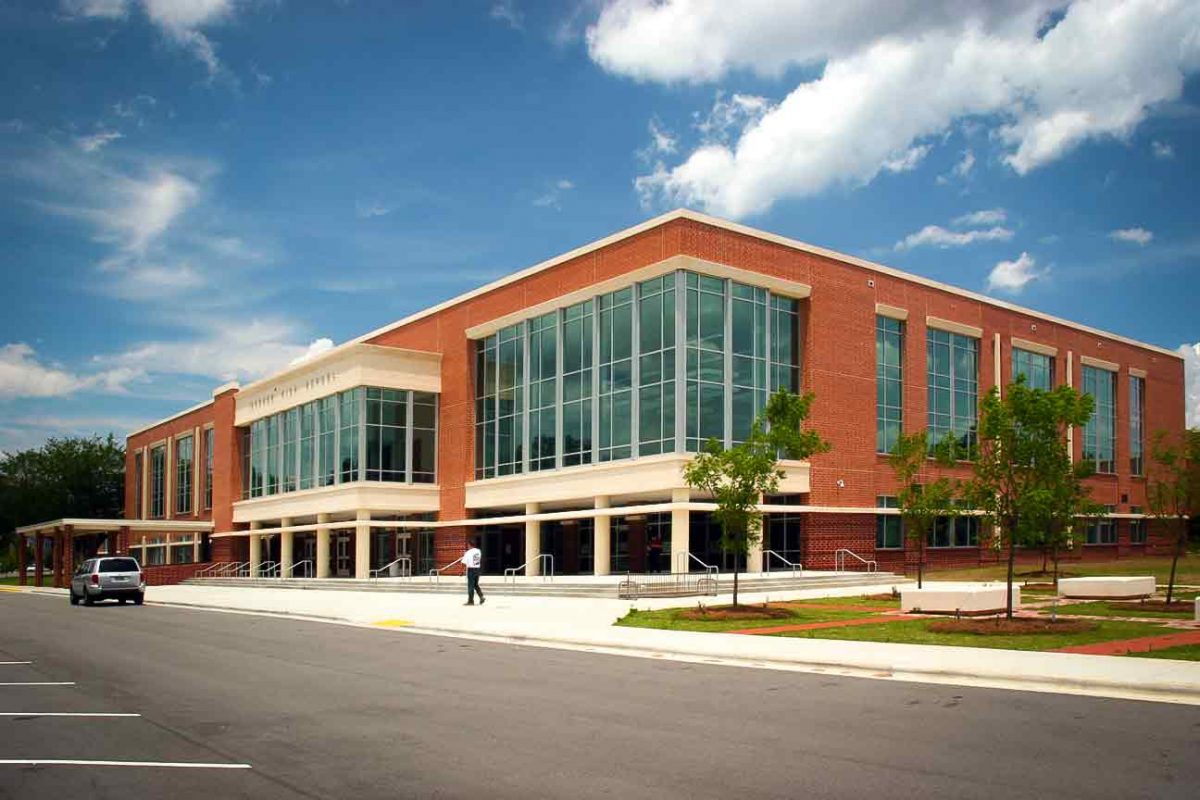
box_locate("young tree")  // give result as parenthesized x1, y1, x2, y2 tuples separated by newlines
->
(1147, 429, 1200, 605)
(888, 431, 960, 588)
(682, 390, 829, 606)
(964, 381, 1094, 619)
(1020, 445, 1102, 589)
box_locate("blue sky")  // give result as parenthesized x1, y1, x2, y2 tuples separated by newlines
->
(1, 0, 1198, 452)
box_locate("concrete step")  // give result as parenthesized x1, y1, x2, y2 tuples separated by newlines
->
(182, 571, 906, 599)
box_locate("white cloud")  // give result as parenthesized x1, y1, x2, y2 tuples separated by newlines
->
(953, 149, 976, 178)
(695, 92, 772, 143)
(648, 118, 676, 155)
(881, 144, 931, 174)
(290, 338, 335, 366)
(595, 0, 1200, 218)
(954, 208, 1006, 226)
(1110, 227, 1153, 245)
(896, 224, 1013, 250)
(556, 178, 575, 190)
(533, 178, 576, 209)
(490, 1, 524, 30)
(60, 0, 129, 19)
(62, 0, 234, 76)
(1151, 140, 1175, 159)
(1180, 342, 1200, 428)
(0, 343, 135, 399)
(987, 251, 1043, 293)
(356, 200, 392, 219)
(75, 130, 124, 152)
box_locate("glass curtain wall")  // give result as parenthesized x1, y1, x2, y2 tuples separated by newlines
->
(175, 435, 193, 514)
(473, 270, 803, 478)
(203, 428, 214, 509)
(1130, 375, 1145, 476)
(926, 329, 978, 452)
(243, 388, 438, 499)
(1082, 366, 1116, 473)
(150, 445, 165, 518)
(875, 316, 903, 454)
(1012, 348, 1053, 390)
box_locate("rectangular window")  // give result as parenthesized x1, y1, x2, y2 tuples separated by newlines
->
(339, 388, 361, 483)
(1082, 366, 1116, 474)
(928, 515, 979, 548)
(1085, 507, 1118, 544)
(561, 300, 594, 467)
(318, 396, 337, 487)
(174, 435, 193, 515)
(299, 403, 316, 491)
(527, 311, 558, 471)
(411, 391, 437, 483)
(875, 496, 902, 549)
(265, 414, 281, 495)
(686, 273, 726, 451)
(876, 316, 903, 454)
(730, 282, 767, 446)
(1012, 348, 1053, 391)
(598, 287, 634, 462)
(249, 419, 265, 497)
(282, 407, 299, 493)
(474, 334, 498, 479)
(134, 451, 144, 519)
(496, 323, 525, 476)
(366, 388, 407, 482)
(1130, 375, 1145, 476)
(203, 428, 214, 509)
(927, 329, 978, 453)
(240, 428, 251, 499)
(149, 444, 165, 518)
(769, 296, 801, 393)
(637, 275, 676, 456)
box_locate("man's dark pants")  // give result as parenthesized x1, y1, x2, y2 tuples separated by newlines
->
(466, 567, 484, 604)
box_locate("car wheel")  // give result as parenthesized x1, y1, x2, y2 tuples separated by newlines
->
(84, 591, 95, 606)
(69, 589, 80, 606)
(119, 598, 127, 605)
(133, 593, 144, 606)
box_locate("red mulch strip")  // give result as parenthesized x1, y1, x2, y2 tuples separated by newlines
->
(731, 615, 919, 636)
(928, 618, 1097, 636)
(1122, 601, 1193, 613)
(1055, 629, 1200, 656)
(680, 606, 794, 622)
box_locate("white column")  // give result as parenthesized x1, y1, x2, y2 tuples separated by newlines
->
(993, 333, 1002, 399)
(192, 535, 201, 564)
(280, 517, 294, 578)
(354, 510, 370, 580)
(164, 535, 173, 565)
(1066, 350, 1075, 462)
(747, 511, 764, 574)
(670, 488, 690, 574)
(524, 502, 541, 577)
(316, 513, 331, 579)
(248, 522, 262, 577)
(593, 496, 611, 576)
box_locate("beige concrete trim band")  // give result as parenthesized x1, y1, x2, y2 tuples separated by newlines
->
(17, 518, 214, 536)
(1011, 337, 1058, 357)
(1080, 355, 1120, 372)
(925, 316, 983, 339)
(1128, 367, 1148, 378)
(874, 303, 908, 321)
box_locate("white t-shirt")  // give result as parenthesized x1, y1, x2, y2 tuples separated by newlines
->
(461, 547, 482, 569)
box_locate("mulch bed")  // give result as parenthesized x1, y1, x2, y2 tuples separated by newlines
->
(1022, 583, 1058, 592)
(679, 605, 795, 622)
(928, 618, 1098, 636)
(1119, 601, 1194, 613)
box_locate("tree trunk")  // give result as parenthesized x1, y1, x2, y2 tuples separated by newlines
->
(1040, 546, 1048, 575)
(1166, 522, 1184, 605)
(917, 531, 925, 589)
(1005, 523, 1017, 620)
(1052, 542, 1060, 590)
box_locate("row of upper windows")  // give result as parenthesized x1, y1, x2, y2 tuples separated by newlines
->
(874, 316, 1147, 475)
(135, 427, 214, 520)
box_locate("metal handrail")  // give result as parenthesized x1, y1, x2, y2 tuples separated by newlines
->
(835, 548, 877, 573)
(284, 559, 313, 579)
(428, 562, 459, 584)
(215, 561, 249, 577)
(195, 561, 234, 578)
(370, 556, 412, 581)
(763, 550, 802, 577)
(675, 551, 719, 577)
(258, 561, 280, 578)
(503, 553, 555, 583)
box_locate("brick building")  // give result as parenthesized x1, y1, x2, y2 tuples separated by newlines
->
(17, 210, 1187, 585)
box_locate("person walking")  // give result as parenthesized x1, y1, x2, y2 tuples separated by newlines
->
(460, 537, 485, 606)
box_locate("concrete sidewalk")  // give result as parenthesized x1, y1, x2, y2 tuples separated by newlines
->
(24, 581, 1200, 705)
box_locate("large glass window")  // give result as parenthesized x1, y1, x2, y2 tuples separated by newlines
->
(686, 273, 726, 451)
(149, 444, 165, 518)
(1130, 507, 1147, 544)
(598, 287, 634, 462)
(175, 435, 193, 514)
(1082, 366, 1116, 474)
(203, 428, 214, 509)
(134, 451, 144, 519)
(339, 388, 361, 483)
(875, 496, 902, 549)
(1012, 348, 1053, 390)
(299, 403, 316, 491)
(282, 407, 299, 493)
(562, 300, 594, 467)
(927, 329, 978, 452)
(496, 324, 524, 476)
(412, 392, 437, 483)
(1085, 507, 1118, 544)
(317, 396, 337, 487)
(1130, 375, 1145, 476)
(876, 316, 903, 454)
(265, 414, 281, 495)
(731, 283, 767, 445)
(528, 312, 557, 471)
(770, 296, 801, 393)
(366, 388, 407, 482)
(474, 333, 497, 479)
(638, 275, 676, 456)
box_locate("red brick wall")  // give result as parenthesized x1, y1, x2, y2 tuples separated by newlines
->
(141, 562, 208, 586)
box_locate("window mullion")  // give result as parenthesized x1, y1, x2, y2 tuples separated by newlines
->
(406, 390, 415, 484)
(555, 309, 564, 471)
(723, 279, 732, 449)
(522, 322, 531, 474)
(674, 270, 686, 454)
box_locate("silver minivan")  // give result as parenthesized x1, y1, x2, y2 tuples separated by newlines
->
(70, 556, 145, 606)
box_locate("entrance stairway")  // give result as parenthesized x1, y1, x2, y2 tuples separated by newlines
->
(182, 570, 907, 599)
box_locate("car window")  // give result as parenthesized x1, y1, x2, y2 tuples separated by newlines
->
(99, 558, 140, 573)
(75, 560, 92, 575)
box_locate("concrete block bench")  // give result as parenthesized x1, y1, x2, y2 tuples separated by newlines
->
(901, 584, 1017, 615)
(1058, 576, 1155, 600)
(1195, 597, 1199, 622)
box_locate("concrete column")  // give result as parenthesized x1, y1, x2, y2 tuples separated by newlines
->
(18, 535, 27, 586)
(670, 488, 691, 574)
(280, 517, 294, 578)
(316, 513, 331, 579)
(51, 532, 62, 588)
(164, 534, 173, 565)
(33, 534, 44, 587)
(354, 510, 371, 580)
(746, 517, 764, 574)
(248, 522, 262, 577)
(593, 496, 611, 576)
(193, 535, 201, 564)
(524, 502, 541, 577)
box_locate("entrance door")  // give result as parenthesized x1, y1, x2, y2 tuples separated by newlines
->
(335, 534, 352, 577)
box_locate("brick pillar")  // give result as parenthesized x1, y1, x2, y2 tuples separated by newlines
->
(33, 534, 44, 587)
(524, 503, 541, 577)
(63, 526, 75, 583)
(17, 535, 27, 586)
(51, 532, 62, 588)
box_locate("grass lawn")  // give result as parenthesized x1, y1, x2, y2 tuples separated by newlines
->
(775, 618, 1171, 652)
(781, 594, 900, 608)
(1051, 601, 1196, 620)
(930, 554, 1200, 588)
(0, 576, 20, 586)
(617, 605, 881, 633)
(1128, 644, 1200, 662)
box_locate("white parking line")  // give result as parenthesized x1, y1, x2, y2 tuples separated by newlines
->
(0, 759, 251, 769)
(0, 682, 76, 687)
(0, 662, 33, 666)
(0, 712, 140, 718)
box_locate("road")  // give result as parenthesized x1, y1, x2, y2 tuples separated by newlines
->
(0, 591, 1197, 800)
